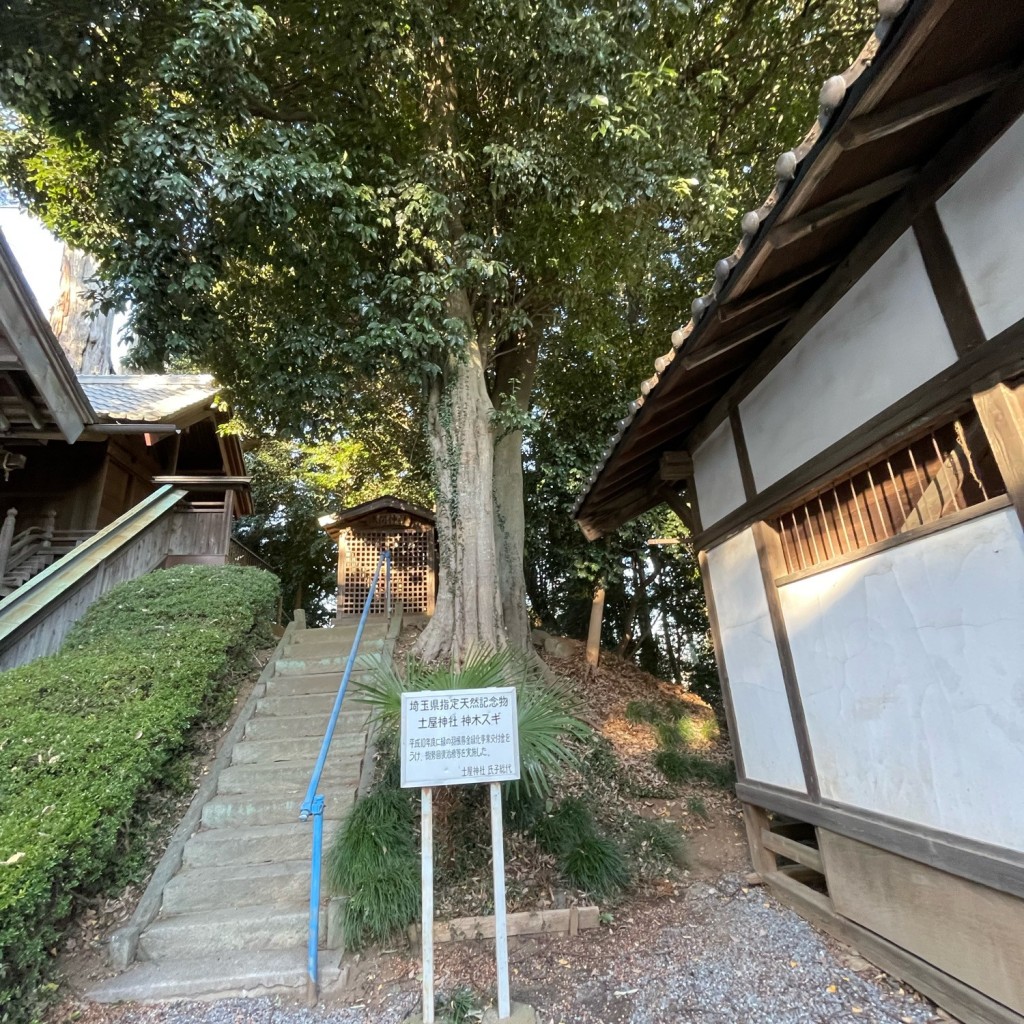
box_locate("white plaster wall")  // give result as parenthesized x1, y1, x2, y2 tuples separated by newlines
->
(937, 112, 1024, 340)
(692, 418, 748, 527)
(739, 230, 957, 491)
(706, 529, 807, 792)
(780, 507, 1024, 853)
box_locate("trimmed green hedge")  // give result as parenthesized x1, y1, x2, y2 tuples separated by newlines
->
(0, 565, 279, 1022)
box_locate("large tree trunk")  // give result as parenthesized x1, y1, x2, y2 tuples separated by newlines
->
(415, 292, 506, 665)
(48, 246, 115, 373)
(491, 330, 539, 653)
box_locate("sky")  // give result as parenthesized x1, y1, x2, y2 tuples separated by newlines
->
(0, 205, 130, 366)
(0, 205, 64, 312)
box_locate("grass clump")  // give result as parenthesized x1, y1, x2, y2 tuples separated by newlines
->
(436, 985, 481, 1023)
(533, 797, 631, 899)
(654, 749, 736, 788)
(687, 795, 710, 820)
(0, 565, 278, 1023)
(624, 699, 664, 725)
(327, 787, 420, 950)
(676, 714, 720, 748)
(625, 819, 689, 870)
(560, 833, 631, 898)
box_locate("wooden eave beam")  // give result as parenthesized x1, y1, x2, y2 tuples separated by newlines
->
(152, 475, 251, 490)
(658, 450, 693, 483)
(716, 262, 838, 324)
(837, 63, 1017, 150)
(0, 236, 94, 440)
(769, 167, 917, 249)
(3, 372, 45, 431)
(656, 485, 695, 533)
(584, 485, 663, 537)
(95, 422, 179, 434)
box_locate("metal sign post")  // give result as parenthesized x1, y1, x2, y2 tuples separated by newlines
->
(421, 786, 434, 1024)
(400, 686, 520, 1023)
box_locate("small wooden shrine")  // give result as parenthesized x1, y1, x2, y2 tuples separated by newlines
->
(319, 496, 436, 617)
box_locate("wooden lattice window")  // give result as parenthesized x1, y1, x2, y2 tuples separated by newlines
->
(773, 411, 1006, 576)
(339, 525, 435, 615)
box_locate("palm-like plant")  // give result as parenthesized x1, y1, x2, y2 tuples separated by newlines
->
(355, 647, 590, 800)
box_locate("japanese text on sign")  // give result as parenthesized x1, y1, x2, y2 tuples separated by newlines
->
(400, 686, 520, 788)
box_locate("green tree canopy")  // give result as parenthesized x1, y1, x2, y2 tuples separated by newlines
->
(0, 0, 875, 662)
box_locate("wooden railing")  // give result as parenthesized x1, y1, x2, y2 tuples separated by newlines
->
(0, 487, 188, 670)
(227, 537, 273, 573)
(0, 508, 96, 596)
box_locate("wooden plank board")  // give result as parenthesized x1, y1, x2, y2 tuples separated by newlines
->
(974, 382, 1024, 534)
(736, 779, 1024, 903)
(409, 906, 600, 945)
(819, 831, 1024, 1016)
(761, 828, 824, 874)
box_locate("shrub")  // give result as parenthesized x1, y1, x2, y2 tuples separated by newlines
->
(560, 834, 630, 898)
(326, 787, 420, 949)
(0, 565, 278, 1023)
(533, 796, 596, 856)
(653, 750, 736, 788)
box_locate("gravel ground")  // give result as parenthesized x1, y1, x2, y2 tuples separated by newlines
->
(64, 874, 943, 1024)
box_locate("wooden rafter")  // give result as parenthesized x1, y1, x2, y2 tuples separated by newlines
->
(717, 263, 838, 323)
(838, 64, 1017, 150)
(3, 372, 45, 431)
(769, 168, 917, 249)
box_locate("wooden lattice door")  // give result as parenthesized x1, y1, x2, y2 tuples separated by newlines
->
(338, 521, 435, 616)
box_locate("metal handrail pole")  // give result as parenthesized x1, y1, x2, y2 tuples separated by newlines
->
(385, 549, 392, 618)
(299, 549, 387, 818)
(299, 548, 389, 1001)
(306, 794, 325, 1004)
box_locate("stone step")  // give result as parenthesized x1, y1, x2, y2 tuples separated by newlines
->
(182, 822, 340, 868)
(217, 759, 361, 796)
(230, 732, 366, 766)
(287, 624, 388, 650)
(162, 860, 313, 914)
(139, 903, 321, 960)
(262, 672, 375, 698)
(200, 788, 356, 829)
(257, 692, 374, 717)
(89, 949, 341, 1004)
(274, 647, 384, 677)
(244, 710, 368, 740)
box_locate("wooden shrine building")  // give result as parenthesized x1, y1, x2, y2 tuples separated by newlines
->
(319, 496, 437, 618)
(0, 230, 252, 666)
(576, 3, 1024, 1022)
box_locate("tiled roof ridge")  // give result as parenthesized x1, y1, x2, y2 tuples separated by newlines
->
(76, 372, 216, 383)
(573, 0, 911, 518)
(77, 373, 220, 422)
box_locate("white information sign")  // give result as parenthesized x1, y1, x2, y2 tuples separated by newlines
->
(399, 686, 520, 789)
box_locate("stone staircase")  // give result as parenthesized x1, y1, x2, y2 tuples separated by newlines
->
(89, 616, 394, 1003)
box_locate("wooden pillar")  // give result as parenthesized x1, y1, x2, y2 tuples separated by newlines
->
(742, 804, 778, 879)
(41, 509, 56, 550)
(0, 507, 17, 580)
(585, 585, 605, 667)
(974, 382, 1024, 533)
